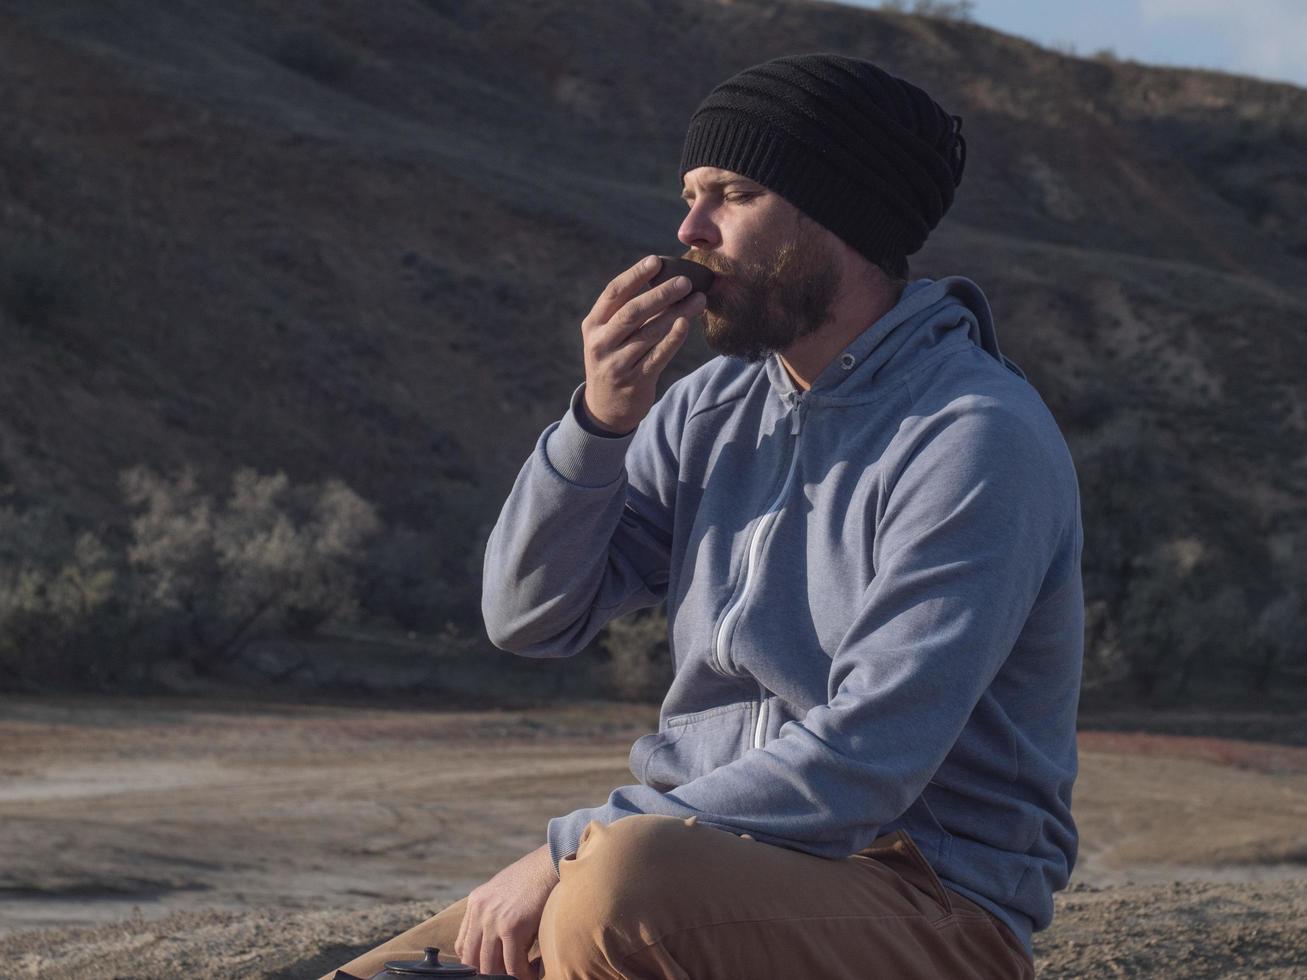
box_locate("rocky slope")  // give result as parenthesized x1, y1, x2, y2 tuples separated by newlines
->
(1, 0, 1305, 697)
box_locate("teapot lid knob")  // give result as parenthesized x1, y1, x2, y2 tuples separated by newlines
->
(381, 946, 477, 976)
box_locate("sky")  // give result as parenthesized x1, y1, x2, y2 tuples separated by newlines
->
(835, 0, 1307, 89)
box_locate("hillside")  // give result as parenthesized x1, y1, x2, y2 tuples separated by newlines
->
(1, 0, 1305, 699)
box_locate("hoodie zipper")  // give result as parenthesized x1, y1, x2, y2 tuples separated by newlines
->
(713, 392, 807, 749)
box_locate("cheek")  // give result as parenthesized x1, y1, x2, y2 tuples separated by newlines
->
(720, 237, 775, 282)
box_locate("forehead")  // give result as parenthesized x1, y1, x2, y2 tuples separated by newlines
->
(680, 167, 763, 194)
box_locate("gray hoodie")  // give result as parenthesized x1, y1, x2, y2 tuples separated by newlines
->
(482, 276, 1084, 954)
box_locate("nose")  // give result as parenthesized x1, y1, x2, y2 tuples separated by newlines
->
(677, 200, 721, 251)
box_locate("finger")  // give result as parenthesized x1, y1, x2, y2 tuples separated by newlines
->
(456, 914, 474, 964)
(455, 910, 466, 958)
(612, 291, 704, 372)
(504, 940, 536, 980)
(611, 274, 694, 334)
(588, 255, 661, 327)
(637, 314, 692, 378)
(592, 275, 695, 353)
(480, 933, 506, 977)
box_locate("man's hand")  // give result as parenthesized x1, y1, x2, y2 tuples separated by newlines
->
(454, 842, 558, 980)
(581, 255, 706, 434)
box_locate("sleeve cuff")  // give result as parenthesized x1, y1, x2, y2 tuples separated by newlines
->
(547, 806, 603, 879)
(544, 384, 637, 487)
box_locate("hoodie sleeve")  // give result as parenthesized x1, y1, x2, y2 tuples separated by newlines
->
(545, 395, 1081, 876)
(480, 382, 685, 657)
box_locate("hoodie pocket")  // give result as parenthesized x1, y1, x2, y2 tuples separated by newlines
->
(628, 701, 756, 792)
(901, 788, 954, 867)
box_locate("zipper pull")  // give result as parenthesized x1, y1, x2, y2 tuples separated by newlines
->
(790, 395, 806, 435)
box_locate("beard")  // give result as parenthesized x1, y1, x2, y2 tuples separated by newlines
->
(684, 220, 842, 363)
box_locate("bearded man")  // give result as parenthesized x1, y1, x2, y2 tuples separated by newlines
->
(325, 52, 1082, 980)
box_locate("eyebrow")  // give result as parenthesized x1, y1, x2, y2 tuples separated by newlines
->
(680, 178, 759, 202)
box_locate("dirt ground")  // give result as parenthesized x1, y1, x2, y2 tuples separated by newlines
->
(1, 696, 1304, 978)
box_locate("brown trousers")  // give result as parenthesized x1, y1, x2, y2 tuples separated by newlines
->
(323, 814, 1034, 980)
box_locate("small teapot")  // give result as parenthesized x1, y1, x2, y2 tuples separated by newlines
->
(333, 945, 516, 980)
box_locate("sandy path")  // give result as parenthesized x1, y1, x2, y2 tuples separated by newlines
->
(1, 697, 1304, 977)
(0, 698, 646, 935)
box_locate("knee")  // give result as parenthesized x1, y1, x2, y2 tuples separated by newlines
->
(540, 815, 703, 965)
(563, 814, 701, 902)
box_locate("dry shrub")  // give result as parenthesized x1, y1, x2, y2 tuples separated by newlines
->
(0, 511, 118, 687)
(122, 463, 383, 663)
(0, 464, 389, 689)
(879, 0, 976, 21)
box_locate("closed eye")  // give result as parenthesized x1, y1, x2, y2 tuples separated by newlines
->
(684, 192, 757, 207)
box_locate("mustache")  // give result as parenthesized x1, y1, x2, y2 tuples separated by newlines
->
(681, 249, 731, 277)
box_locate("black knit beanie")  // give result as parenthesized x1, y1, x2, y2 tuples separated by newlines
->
(680, 53, 967, 276)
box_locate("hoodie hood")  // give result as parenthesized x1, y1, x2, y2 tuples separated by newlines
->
(765, 275, 1026, 401)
